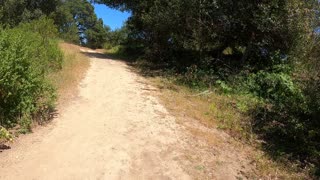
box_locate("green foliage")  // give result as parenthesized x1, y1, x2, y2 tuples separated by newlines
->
(54, 0, 95, 44)
(105, 26, 128, 47)
(97, 0, 317, 70)
(54, 0, 108, 48)
(0, 19, 62, 129)
(18, 17, 63, 71)
(215, 80, 232, 95)
(174, 65, 217, 89)
(244, 71, 304, 107)
(254, 39, 320, 163)
(19, 16, 58, 40)
(0, 126, 13, 142)
(0, 0, 61, 27)
(86, 18, 108, 49)
(229, 68, 319, 174)
(0, 0, 109, 48)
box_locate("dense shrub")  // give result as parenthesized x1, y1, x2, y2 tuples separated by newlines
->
(18, 17, 63, 71)
(0, 20, 62, 130)
(0, 126, 12, 142)
(177, 65, 217, 89)
(236, 68, 319, 173)
(0, 0, 61, 28)
(176, 62, 320, 174)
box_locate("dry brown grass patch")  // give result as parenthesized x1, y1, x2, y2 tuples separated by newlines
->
(146, 76, 310, 179)
(48, 42, 90, 106)
(150, 78, 216, 128)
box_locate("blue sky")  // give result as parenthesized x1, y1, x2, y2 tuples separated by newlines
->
(94, 4, 131, 30)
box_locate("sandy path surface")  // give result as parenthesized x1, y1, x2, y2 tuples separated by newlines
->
(0, 50, 191, 180)
(0, 49, 254, 180)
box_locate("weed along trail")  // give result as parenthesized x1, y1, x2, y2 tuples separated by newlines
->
(0, 49, 252, 180)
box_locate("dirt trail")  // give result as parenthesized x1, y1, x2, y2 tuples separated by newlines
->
(0, 49, 251, 180)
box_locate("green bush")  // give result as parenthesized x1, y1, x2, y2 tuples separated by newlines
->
(237, 69, 319, 172)
(177, 65, 217, 89)
(0, 126, 13, 142)
(170, 59, 319, 173)
(0, 19, 62, 129)
(18, 17, 63, 71)
(103, 42, 113, 50)
(245, 70, 305, 108)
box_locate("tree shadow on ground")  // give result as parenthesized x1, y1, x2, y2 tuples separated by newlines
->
(81, 51, 114, 60)
(0, 144, 11, 152)
(81, 51, 169, 78)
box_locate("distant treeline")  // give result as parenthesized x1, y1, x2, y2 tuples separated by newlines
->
(0, 0, 112, 49)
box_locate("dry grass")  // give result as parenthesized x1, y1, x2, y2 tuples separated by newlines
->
(48, 42, 90, 106)
(149, 77, 250, 138)
(146, 76, 310, 179)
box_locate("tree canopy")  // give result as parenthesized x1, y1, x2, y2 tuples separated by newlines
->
(0, 0, 109, 48)
(0, 0, 61, 27)
(96, 0, 318, 70)
(54, 0, 108, 48)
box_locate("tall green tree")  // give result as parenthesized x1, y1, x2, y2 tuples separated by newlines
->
(86, 18, 108, 49)
(54, 0, 108, 48)
(0, 0, 61, 27)
(105, 25, 128, 46)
